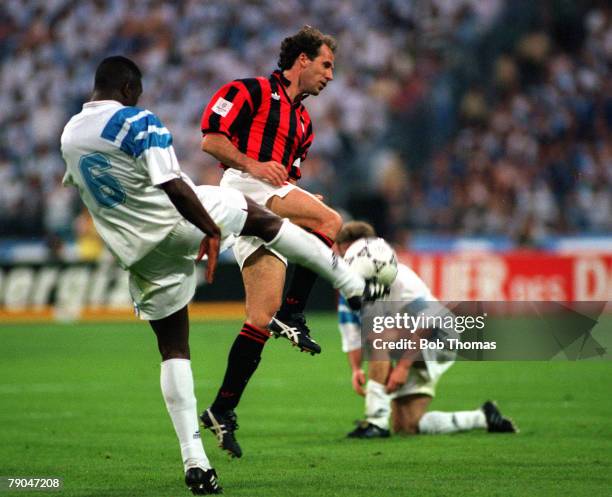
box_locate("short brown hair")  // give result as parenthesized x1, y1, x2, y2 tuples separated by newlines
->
(336, 221, 377, 245)
(277, 26, 337, 70)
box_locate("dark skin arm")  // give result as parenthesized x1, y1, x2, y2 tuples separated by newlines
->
(160, 178, 221, 283)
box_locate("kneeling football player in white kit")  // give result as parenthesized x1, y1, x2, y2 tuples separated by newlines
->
(336, 222, 518, 438)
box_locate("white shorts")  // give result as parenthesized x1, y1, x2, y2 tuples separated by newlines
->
(220, 169, 296, 269)
(128, 185, 248, 320)
(390, 360, 454, 399)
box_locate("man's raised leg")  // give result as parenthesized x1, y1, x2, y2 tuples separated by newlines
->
(266, 189, 343, 350)
(241, 195, 363, 298)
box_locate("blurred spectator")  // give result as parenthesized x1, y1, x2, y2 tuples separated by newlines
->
(0, 0, 609, 256)
(383, 2, 612, 244)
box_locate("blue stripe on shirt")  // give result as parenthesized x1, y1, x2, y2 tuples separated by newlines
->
(403, 297, 428, 315)
(100, 107, 144, 143)
(101, 108, 172, 157)
(338, 295, 360, 325)
(129, 128, 173, 157)
(339, 311, 360, 325)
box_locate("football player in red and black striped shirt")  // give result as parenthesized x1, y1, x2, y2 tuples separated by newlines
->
(199, 26, 342, 456)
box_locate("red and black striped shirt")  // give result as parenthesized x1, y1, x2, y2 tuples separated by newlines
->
(201, 70, 314, 180)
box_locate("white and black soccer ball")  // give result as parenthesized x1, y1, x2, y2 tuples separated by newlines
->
(343, 237, 398, 286)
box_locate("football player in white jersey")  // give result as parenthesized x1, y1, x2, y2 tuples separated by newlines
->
(336, 222, 518, 438)
(61, 56, 373, 495)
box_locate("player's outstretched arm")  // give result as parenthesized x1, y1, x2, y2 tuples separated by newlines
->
(201, 134, 287, 186)
(347, 349, 366, 396)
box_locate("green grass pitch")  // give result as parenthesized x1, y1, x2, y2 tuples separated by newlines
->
(1, 314, 611, 497)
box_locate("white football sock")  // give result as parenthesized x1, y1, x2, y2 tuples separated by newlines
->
(418, 409, 486, 434)
(160, 359, 210, 471)
(365, 380, 391, 430)
(266, 219, 365, 298)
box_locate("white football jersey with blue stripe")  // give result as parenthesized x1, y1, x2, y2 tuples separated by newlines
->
(338, 263, 436, 353)
(61, 100, 184, 268)
(339, 260, 454, 381)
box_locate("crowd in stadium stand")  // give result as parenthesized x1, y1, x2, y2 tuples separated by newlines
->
(0, 0, 610, 252)
(378, 3, 612, 246)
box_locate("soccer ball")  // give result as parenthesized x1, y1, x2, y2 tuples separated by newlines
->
(343, 237, 398, 286)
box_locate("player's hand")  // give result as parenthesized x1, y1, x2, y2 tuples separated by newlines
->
(351, 368, 366, 396)
(248, 160, 288, 186)
(385, 364, 409, 393)
(196, 235, 220, 283)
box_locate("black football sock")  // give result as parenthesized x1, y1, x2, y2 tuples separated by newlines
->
(210, 323, 270, 413)
(279, 229, 334, 316)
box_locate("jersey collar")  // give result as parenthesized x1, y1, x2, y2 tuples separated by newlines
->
(271, 70, 308, 105)
(84, 99, 123, 108)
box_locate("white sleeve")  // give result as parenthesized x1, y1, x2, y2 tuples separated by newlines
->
(338, 296, 362, 353)
(339, 322, 362, 353)
(142, 144, 182, 186)
(125, 110, 181, 186)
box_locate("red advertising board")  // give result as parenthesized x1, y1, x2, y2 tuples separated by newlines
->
(397, 251, 612, 302)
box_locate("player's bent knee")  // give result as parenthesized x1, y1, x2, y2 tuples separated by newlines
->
(330, 209, 343, 234)
(318, 209, 343, 238)
(242, 197, 283, 242)
(393, 416, 420, 435)
(395, 424, 419, 435)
